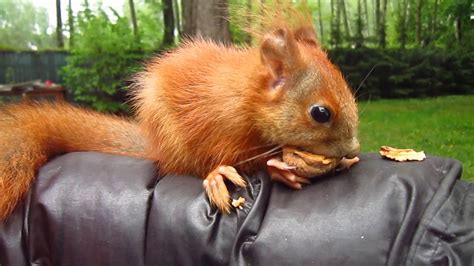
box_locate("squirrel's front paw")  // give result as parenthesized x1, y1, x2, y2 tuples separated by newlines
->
(203, 166, 246, 213)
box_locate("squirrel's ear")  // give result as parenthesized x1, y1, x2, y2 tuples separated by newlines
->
(260, 28, 300, 79)
(294, 26, 319, 47)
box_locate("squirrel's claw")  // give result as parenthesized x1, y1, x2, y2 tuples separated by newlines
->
(203, 166, 246, 213)
(217, 166, 247, 188)
(336, 157, 360, 171)
(267, 158, 309, 189)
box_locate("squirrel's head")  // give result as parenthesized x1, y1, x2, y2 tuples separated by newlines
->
(252, 27, 359, 159)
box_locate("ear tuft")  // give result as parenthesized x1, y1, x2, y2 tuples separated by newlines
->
(294, 26, 319, 47)
(260, 28, 299, 78)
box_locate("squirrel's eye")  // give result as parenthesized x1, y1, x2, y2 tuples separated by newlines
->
(310, 105, 331, 123)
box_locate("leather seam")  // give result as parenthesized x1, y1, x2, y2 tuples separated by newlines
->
(427, 182, 469, 264)
(405, 161, 461, 266)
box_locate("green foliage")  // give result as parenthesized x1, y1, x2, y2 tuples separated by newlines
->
(61, 7, 150, 113)
(2, 0, 471, 113)
(0, 0, 55, 50)
(328, 47, 474, 100)
(60, 2, 166, 112)
(443, 0, 473, 20)
(123, 0, 165, 50)
(298, 0, 474, 49)
(137, 2, 165, 50)
(440, 0, 474, 47)
(359, 95, 474, 182)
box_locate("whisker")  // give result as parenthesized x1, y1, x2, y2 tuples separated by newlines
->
(234, 144, 283, 166)
(234, 150, 283, 167)
(262, 150, 283, 158)
(238, 143, 277, 154)
(354, 64, 379, 97)
(355, 90, 372, 101)
(359, 93, 372, 116)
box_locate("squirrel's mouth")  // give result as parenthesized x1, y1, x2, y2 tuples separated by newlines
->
(283, 145, 339, 160)
(287, 139, 360, 160)
(280, 146, 360, 178)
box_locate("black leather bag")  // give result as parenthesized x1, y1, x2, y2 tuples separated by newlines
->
(1, 152, 473, 265)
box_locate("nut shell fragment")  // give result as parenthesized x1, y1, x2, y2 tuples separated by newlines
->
(232, 197, 246, 209)
(282, 147, 340, 177)
(379, 146, 426, 162)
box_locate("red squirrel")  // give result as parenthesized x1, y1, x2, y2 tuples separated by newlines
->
(0, 5, 359, 219)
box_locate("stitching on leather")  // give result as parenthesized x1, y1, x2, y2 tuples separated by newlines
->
(406, 198, 444, 265)
(427, 183, 469, 264)
(406, 161, 458, 266)
(232, 174, 271, 264)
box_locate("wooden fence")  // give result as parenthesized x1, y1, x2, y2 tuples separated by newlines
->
(0, 51, 68, 84)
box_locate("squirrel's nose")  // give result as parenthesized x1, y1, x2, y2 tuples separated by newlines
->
(344, 138, 360, 159)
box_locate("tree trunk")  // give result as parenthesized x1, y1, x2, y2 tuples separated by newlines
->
(340, 0, 351, 42)
(162, 0, 175, 47)
(399, 0, 408, 48)
(129, 0, 139, 42)
(373, 0, 378, 40)
(363, 0, 370, 37)
(424, 0, 438, 45)
(379, 0, 387, 47)
(56, 0, 64, 48)
(432, 0, 439, 35)
(454, 17, 462, 42)
(330, 0, 342, 48)
(415, 0, 423, 46)
(181, 0, 231, 44)
(317, 0, 324, 44)
(374, 0, 380, 46)
(374, 0, 387, 47)
(173, 0, 182, 36)
(68, 0, 74, 48)
(405, 0, 413, 45)
(181, 0, 193, 38)
(330, 0, 334, 47)
(354, 0, 364, 48)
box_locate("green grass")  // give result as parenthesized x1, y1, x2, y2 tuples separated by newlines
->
(358, 95, 474, 182)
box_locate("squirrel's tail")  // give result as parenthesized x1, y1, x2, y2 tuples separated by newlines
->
(0, 102, 145, 219)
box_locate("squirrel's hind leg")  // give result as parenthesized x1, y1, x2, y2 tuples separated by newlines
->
(203, 166, 246, 213)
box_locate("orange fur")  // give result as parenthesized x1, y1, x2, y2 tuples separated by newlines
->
(0, 3, 359, 219)
(0, 103, 145, 218)
(133, 39, 271, 177)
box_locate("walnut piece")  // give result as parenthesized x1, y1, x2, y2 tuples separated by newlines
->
(379, 146, 426, 162)
(282, 147, 341, 177)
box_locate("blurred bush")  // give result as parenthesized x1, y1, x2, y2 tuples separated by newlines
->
(328, 47, 474, 100)
(60, 7, 473, 113)
(61, 6, 157, 113)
